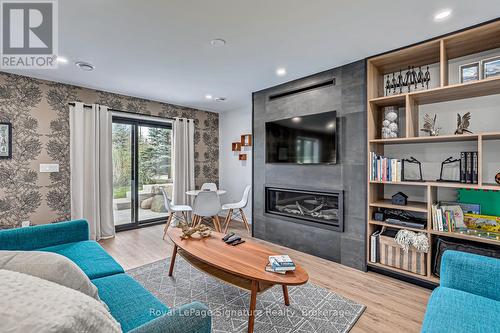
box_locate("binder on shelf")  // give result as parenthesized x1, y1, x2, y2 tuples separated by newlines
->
(370, 230, 381, 263)
(472, 152, 478, 184)
(460, 152, 466, 183)
(466, 152, 472, 184)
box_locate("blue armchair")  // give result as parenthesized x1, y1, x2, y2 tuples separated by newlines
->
(0, 220, 211, 333)
(421, 250, 500, 333)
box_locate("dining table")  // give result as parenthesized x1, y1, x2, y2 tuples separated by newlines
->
(185, 189, 226, 196)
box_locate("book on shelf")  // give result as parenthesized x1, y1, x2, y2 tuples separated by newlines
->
(431, 202, 468, 232)
(463, 213, 500, 235)
(441, 201, 480, 214)
(370, 151, 478, 184)
(370, 152, 401, 182)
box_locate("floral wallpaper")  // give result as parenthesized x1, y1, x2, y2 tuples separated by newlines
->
(0, 72, 219, 228)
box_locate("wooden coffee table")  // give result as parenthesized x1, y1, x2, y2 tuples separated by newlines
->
(167, 227, 309, 333)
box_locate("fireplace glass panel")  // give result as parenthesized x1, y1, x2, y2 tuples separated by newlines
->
(266, 187, 342, 229)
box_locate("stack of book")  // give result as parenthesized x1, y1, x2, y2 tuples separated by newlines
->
(431, 202, 474, 232)
(265, 255, 296, 274)
(460, 152, 478, 184)
(370, 152, 401, 182)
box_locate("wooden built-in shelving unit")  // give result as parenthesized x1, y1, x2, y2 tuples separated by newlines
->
(366, 20, 500, 284)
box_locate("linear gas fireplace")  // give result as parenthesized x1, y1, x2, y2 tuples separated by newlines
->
(265, 187, 343, 231)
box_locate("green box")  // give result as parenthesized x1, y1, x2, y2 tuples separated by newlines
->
(458, 189, 500, 217)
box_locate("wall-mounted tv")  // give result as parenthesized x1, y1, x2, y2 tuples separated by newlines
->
(265, 111, 337, 164)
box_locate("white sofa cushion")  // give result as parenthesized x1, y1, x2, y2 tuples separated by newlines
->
(0, 269, 121, 333)
(0, 250, 99, 300)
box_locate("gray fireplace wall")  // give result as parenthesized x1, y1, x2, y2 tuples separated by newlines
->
(252, 60, 367, 271)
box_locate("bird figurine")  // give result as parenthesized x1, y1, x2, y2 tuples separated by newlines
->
(421, 114, 441, 136)
(455, 112, 472, 135)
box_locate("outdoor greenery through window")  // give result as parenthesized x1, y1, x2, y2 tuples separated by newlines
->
(112, 117, 173, 227)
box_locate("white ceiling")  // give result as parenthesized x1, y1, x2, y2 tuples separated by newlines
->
(5, 1, 500, 112)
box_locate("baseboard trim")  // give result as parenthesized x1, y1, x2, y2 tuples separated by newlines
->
(368, 265, 437, 290)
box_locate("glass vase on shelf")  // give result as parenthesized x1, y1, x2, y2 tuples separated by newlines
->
(381, 106, 400, 139)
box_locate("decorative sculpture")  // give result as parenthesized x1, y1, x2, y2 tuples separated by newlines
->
(421, 114, 441, 136)
(417, 66, 424, 88)
(404, 66, 413, 91)
(437, 157, 461, 183)
(385, 66, 431, 95)
(455, 112, 472, 134)
(382, 107, 399, 139)
(402, 157, 424, 182)
(177, 221, 211, 239)
(424, 66, 431, 89)
(397, 69, 404, 93)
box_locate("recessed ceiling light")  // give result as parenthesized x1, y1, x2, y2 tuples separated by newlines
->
(292, 117, 301, 123)
(56, 56, 68, 64)
(327, 122, 335, 129)
(434, 9, 452, 22)
(276, 68, 287, 76)
(214, 97, 226, 102)
(205, 94, 213, 100)
(210, 38, 226, 47)
(75, 61, 95, 71)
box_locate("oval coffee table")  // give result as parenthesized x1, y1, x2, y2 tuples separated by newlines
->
(166, 227, 309, 333)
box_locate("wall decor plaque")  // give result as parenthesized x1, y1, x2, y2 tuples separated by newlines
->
(0, 122, 12, 159)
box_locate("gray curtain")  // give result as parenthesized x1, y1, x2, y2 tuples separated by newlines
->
(69, 102, 115, 240)
(173, 118, 195, 205)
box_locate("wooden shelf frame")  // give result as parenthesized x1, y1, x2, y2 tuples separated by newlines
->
(369, 180, 499, 191)
(369, 199, 428, 213)
(366, 19, 500, 285)
(369, 76, 500, 106)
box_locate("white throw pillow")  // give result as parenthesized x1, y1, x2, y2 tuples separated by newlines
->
(0, 250, 100, 301)
(0, 269, 121, 333)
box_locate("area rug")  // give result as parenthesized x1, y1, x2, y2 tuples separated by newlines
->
(128, 258, 365, 333)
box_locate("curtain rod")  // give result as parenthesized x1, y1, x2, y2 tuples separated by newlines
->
(67, 102, 191, 121)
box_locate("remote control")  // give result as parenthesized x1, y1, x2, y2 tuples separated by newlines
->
(225, 235, 241, 244)
(222, 232, 235, 241)
(231, 239, 245, 246)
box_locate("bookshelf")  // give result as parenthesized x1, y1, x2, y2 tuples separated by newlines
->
(366, 20, 500, 284)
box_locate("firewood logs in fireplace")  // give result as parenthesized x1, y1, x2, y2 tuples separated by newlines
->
(275, 202, 338, 220)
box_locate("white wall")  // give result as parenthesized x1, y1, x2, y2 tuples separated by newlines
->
(219, 106, 253, 222)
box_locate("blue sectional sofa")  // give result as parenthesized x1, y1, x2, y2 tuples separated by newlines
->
(421, 250, 500, 333)
(0, 220, 211, 333)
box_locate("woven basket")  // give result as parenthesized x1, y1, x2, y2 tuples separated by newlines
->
(379, 235, 426, 276)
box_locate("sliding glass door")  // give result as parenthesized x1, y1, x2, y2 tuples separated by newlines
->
(112, 116, 173, 230)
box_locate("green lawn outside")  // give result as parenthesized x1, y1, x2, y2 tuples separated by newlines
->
(113, 186, 129, 199)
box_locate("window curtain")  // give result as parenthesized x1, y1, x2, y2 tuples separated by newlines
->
(69, 102, 114, 240)
(173, 118, 195, 205)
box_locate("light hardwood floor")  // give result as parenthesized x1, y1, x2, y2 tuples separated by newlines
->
(100, 221, 431, 333)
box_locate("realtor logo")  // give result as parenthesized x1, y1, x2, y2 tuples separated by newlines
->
(1, 0, 58, 69)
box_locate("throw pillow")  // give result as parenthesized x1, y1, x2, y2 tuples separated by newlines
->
(0, 269, 121, 333)
(0, 250, 100, 301)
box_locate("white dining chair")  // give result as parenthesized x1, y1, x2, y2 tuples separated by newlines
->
(192, 191, 222, 232)
(161, 188, 192, 239)
(222, 185, 251, 233)
(200, 182, 218, 191)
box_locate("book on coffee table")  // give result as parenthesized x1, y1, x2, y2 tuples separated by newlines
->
(268, 255, 296, 272)
(265, 263, 287, 274)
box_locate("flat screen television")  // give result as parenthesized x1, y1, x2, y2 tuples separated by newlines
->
(266, 111, 337, 164)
